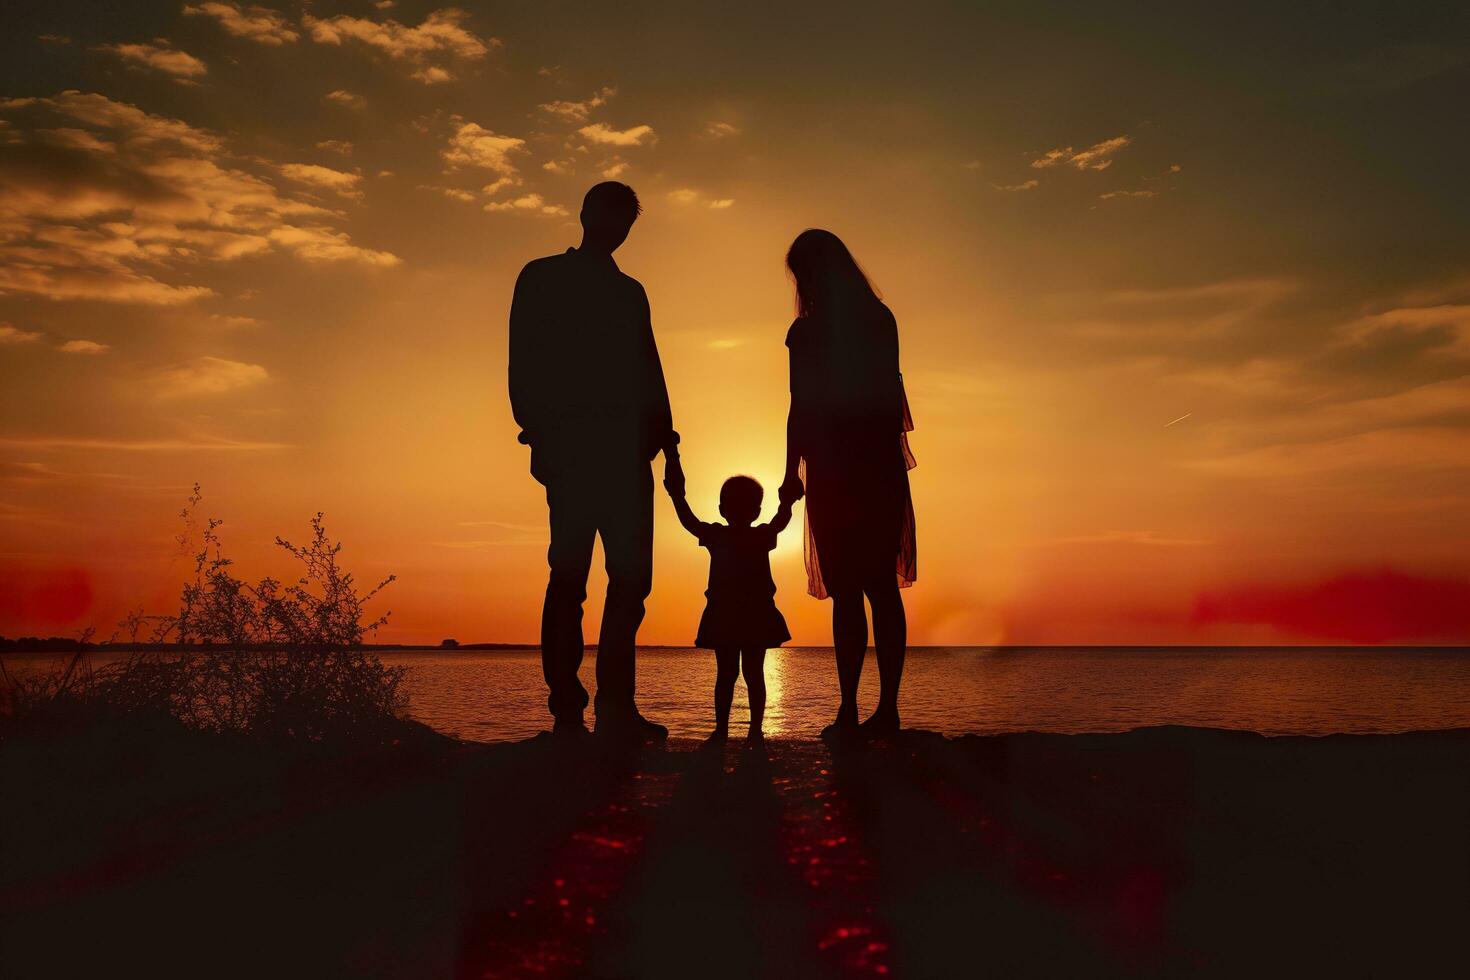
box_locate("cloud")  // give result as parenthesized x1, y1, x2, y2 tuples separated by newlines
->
(182, 3, 300, 45)
(1032, 135, 1130, 171)
(600, 161, 628, 179)
(1100, 165, 1182, 202)
(1192, 568, 1470, 644)
(436, 519, 548, 547)
(278, 162, 363, 198)
(1333, 304, 1470, 360)
(667, 188, 735, 210)
(541, 159, 573, 175)
(323, 89, 366, 109)
(578, 123, 656, 146)
(1070, 135, 1130, 170)
(703, 121, 740, 138)
(38, 34, 72, 45)
(0, 264, 215, 305)
(0, 324, 43, 344)
(992, 179, 1039, 192)
(1030, 148, 1070, 169)
(419, 184, 475, 202)
(0, 91, 399, 302)
(1043, 530, 1213, 547)
(1071, 278, 1298, 344)
(304, 7, 497, 79)
(0, 434, 293, 452)
(0, 461, 132, 485)
(266, 225, 400, 265)
(483, 193, 568, 216)
(442, 121, 524, 185)
(540, 86, 616, 122)
(153, 355, 269, 398)
(57, 339, 109, 354)
(98, 40, 207, 81)
(1187, 425, 1470, 481)
(314, 139, 353, 155)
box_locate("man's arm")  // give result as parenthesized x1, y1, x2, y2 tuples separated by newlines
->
(507, 263, 548, 446)
(634, 284, 680, 458)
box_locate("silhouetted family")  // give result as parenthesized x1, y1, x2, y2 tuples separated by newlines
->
(510, 182, 915, 743)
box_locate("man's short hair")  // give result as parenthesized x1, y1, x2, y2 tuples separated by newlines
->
(581, 182, 642, 226)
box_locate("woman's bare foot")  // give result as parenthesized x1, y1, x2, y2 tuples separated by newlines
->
(860, 706, 900, 736)
(701, 728, 728, 750)
(821, 704, 860, 740)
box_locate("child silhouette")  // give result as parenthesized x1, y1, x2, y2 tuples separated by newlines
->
(666, 473, 793, 743)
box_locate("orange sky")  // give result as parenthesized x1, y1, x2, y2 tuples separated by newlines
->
(2, 2, 1469, 645)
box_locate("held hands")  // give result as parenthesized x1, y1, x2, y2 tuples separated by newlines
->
(778, 472, 805, 505)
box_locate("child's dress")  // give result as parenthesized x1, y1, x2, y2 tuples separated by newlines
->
(693, 523, 792, 650)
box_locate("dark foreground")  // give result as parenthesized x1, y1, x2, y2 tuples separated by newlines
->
(3, 726, 1467, 979)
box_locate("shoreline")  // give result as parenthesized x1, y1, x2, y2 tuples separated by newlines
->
(4, 642, 1468, 657)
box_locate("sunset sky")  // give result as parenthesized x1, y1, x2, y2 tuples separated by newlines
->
(2, 1, 1468, 645)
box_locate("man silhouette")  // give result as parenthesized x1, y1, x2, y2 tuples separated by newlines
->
(509, 182, 682, 740)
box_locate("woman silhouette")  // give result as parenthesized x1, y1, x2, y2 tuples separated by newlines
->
(778, 230, 916, 737)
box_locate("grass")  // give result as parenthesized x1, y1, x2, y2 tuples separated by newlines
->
(0, 486, 412, 744)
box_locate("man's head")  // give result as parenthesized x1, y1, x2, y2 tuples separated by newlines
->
(579, 181, 641, 253)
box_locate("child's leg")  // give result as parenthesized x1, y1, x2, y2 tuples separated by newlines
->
(741, 646, 767, 733)
(713, 648, 740, 736)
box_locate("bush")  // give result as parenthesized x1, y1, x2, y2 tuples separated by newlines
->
(1, 487, 409, 742)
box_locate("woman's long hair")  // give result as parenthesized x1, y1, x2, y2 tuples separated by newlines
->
(785, 229, 881, 319)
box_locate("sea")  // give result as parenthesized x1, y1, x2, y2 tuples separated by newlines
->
(377, 645, 1470, 742)
(7, 645, 1469, 742)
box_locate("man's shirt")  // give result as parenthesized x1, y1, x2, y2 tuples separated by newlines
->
(509, 247, 678, 466)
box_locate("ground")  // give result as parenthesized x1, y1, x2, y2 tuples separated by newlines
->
(3, 725, 1467, 978)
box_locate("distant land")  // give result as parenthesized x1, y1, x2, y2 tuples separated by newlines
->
(2, 636, 1467, 654)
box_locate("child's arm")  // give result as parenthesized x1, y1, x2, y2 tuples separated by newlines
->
(763, 498, 795, 536)
(666, 487, 708, 538)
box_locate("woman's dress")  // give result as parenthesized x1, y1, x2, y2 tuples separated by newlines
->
(786, 300, 916, 600)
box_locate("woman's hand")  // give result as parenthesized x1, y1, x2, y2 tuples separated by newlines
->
(778, 472, 805, 504)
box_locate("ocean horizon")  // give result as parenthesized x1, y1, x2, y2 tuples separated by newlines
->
(10, 644, 1469, 742)
(386, 645, 1470, 741)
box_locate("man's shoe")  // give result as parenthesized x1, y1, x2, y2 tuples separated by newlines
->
(552, 716, 590, 738)
(631, 712, 669, 742)
(595, 711, 668, 743)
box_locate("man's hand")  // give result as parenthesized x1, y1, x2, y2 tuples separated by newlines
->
(778, 472, 805, 504)
(664, 452, 686, 498)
